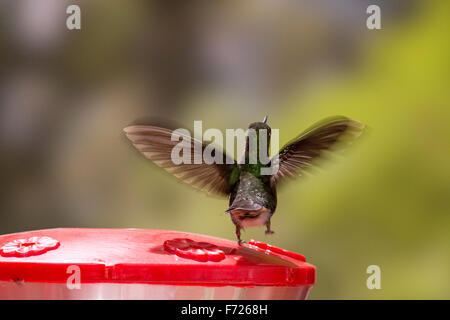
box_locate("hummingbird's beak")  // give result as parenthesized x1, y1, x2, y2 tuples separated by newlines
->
(262, 116, 268, 124)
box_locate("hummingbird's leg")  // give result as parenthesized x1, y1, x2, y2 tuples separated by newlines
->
(236, 225, 245, 245)
(265, 220, 275, 235)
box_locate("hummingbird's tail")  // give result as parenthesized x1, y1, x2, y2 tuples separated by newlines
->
(225, 200, 263, 214)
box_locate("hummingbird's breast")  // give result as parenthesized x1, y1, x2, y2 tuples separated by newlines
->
(229, 171, 277, 213)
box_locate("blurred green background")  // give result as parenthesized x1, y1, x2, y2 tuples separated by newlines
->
(0, 0, 449, 299)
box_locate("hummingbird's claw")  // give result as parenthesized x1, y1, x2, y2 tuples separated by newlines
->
(265, 230, 275, 235)
(237, 239, 246, 245)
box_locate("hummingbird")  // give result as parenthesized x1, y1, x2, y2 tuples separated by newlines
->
(124, 116, 364, 244)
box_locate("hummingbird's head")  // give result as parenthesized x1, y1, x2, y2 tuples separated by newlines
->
(248, 116, 271, 133)
(246, 116, 271, 153)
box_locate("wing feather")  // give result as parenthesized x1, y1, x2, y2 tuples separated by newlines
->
(124, 125, 236, 197)
(271, 116, 364, 186)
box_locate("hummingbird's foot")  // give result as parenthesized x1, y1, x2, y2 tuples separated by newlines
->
(265, 221, 274, 235)
(235, 225, 245, 245)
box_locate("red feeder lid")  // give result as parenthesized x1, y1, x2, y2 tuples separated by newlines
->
(0, 228, 315, 286)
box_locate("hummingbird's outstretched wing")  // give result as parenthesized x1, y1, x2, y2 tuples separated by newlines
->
(270, 116, 364, 186)
(124, 125, 236, 197)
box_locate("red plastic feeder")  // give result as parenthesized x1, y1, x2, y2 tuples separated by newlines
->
(0, 228, 315, 299)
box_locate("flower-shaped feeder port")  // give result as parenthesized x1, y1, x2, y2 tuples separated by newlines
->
(164, 238, 226, 262)
(0, 236, 60, 258)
